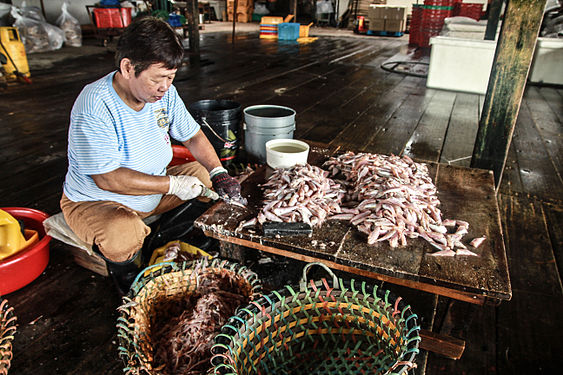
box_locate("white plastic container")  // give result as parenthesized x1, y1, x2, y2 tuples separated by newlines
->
(529, 37, 563, 85)
(427, 36, 496, 94)
(265, 139, 310, 169)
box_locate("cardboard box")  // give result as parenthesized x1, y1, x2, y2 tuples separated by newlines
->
(368, 5, 406, 21)
(227, 11, 253, 23)
(227, 5, 253, 14)
(368, 5, 386, 20)
(385, 19, 405, 32)
(369, 18, 385, 31)
(227, 0, 253, 8)
(385, 6, 407, 21)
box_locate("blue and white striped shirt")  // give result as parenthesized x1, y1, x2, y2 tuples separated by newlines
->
(63, 71, 200, 212)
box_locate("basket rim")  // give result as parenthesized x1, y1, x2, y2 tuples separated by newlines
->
(116, 257, 263, 375)
(0, 298, 17, 371)
(127, 258, 262, 298)
(211, 278, 421, 375)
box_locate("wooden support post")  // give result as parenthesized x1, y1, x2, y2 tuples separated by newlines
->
(293, 0, 298, 21)
(186, 0, 200, 63)
(231, 0, 238, 44)
(485, 0, 504, 41)
(470, 0, 546, 188)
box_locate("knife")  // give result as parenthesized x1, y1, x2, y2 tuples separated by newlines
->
(200, 186, 247, 208)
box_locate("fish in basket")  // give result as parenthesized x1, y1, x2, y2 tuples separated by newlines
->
(211, 262, 421, 375)
(0, 298, 17, 375)
(117, 258, 263, 375)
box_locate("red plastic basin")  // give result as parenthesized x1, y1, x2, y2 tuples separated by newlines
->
(0, 207, 51, 295)
(169, 144, 196, 166)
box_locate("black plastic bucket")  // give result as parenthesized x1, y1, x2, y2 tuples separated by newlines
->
(188, 100, 242, 164)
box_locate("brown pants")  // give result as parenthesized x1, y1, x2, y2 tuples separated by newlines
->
(60, 162, 211, 262)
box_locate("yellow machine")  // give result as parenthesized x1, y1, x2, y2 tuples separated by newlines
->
(0, 209, 38, 261)
(0, 27, 30, 81)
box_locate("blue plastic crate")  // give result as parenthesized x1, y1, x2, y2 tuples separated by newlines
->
(278, 23, 300, 40)
(168, 14, 182, 27)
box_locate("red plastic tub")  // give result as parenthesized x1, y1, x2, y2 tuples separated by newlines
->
(0, 207, 51, 295)
(169, 144, 196, 166)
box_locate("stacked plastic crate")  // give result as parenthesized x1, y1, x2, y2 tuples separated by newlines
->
(452, 2, 484, 21)
(408, 0, 454, 47)
(259, 16, 284, 39)
(420, 0, 454, 47)
(277, 23, 300, 41)
(409, 4, 423, 46)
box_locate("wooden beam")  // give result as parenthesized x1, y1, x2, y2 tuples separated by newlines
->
(485, 0, 504, 40)
(419, 329, 466, 360)
(202, 230, 490, 305)
(232, 0, 238, 44)
(470, 0, 546, 188)
(186, 0, 200, 62)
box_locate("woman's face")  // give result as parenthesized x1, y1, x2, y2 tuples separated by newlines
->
(130, 63, 177, 104)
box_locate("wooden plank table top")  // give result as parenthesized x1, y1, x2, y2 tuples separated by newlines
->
(195, 147, 512, 305)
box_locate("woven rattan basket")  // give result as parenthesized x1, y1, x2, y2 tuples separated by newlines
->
(117, 258, 263, 375)
(0, 298, 17, 375)
(211, 262, 421, 375)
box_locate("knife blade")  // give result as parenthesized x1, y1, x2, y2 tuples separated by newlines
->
(200, 186, 247, 208)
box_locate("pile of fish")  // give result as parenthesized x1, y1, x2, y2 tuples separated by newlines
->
(238, 164, 345, 230)
(237, 152, 485, 256)
(324, 152, 483, 256)
(152, 271, 250, 374)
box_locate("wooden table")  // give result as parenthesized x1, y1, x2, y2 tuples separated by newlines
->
(195, 147, 512, 306)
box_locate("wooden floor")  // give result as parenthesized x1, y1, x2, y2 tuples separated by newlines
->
(0, 31, 561, 374)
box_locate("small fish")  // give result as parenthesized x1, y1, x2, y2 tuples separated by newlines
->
(456, 249, 479, 257)
(443, 219, 457, 227)
(429, 249, 456, 257)
(470, 236, 486, 248)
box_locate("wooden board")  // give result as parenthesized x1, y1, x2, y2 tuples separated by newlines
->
(195, 147, 511, 304)
(402, 90, 457, 163)
(496, 194, 563, 373)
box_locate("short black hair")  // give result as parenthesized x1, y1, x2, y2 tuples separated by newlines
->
(115, 17, 184, 76)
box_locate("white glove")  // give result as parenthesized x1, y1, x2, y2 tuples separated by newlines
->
(167, 175, 205, 201)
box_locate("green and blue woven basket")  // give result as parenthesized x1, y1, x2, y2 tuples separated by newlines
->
(211, 263, 421, 375)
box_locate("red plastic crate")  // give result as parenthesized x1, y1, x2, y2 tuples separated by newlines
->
(93, 8, 132, 29)
(424, 0, 454, 6)
(409, 5, 423, 46)
(422, 9, 452, 18)
(453, 3, 483, 20)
